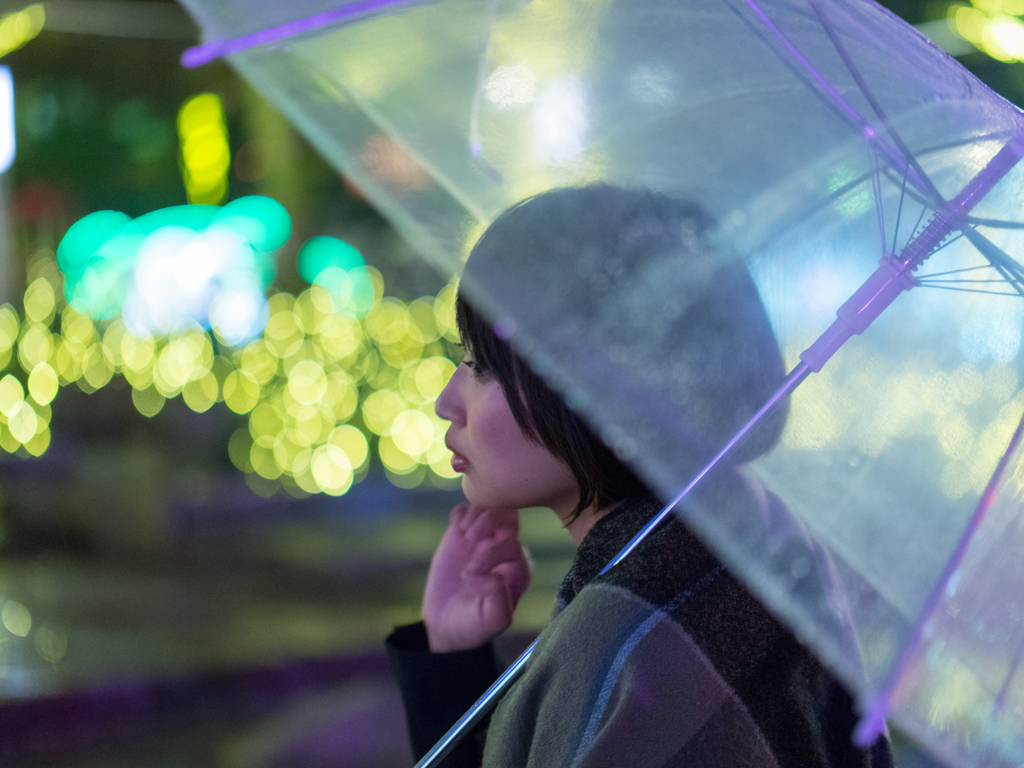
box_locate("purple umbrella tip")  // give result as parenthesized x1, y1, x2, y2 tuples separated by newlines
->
(181, 43, 217, 69)
(852, 696, 890, 747)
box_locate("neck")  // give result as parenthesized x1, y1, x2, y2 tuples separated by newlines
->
(563, 499, 622, 546)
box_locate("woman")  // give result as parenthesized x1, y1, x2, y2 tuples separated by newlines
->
(387, 185, 891, 767)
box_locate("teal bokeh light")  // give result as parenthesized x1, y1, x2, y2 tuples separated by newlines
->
(213, 196, 292, 253)
(297, 236, 365, 283)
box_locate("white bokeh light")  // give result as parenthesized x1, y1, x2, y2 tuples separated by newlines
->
(533, 77, 587, 166)
(122, 225, 269, 343)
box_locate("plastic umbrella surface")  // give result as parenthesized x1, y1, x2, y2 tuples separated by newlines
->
(180, 0, 1024, 764)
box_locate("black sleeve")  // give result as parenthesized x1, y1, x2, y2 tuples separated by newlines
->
(385, 622, 502, 768)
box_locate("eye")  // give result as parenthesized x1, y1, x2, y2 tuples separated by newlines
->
(462, 358, 486, 378)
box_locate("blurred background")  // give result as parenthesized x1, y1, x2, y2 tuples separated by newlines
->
(0, 0, 1015, 765)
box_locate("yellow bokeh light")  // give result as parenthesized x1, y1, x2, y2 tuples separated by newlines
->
(0, 304, 18, 352)
(228, 428, 254, 472)
(366, 299, 410, 345)
(250, 441, 282, 479)
(249, 401, 284, 439)
(28, 362, 58, 405)
(2, 600, 30, 636)
(311, 444, 354, 495)
(7, 232, 473, 494)
(325, 370, 358, 422)
(318, 314, 363, 360)
(178, 93, 230, 205)
(18, 323, 53, 371)
(0, 373, 23, 417)
(0, 423, 17, 453)
(24, 424, 49, 457)
(434, 281, 460, 342)
(416, 356, 456, 401)
(272, 434, 302, 475)
(328, 424, 369, 469)
(431, 455, 460, 480)
(983, 14, 1024, 60)
(264, 310, 303, 359)
(183, 371, 218, 413)
(223, 370, 260, 414)
(23, 278, 55, 324)
(102, 320, 127, 370)
(362, 389, 404, 435)
(34, 625, 68, 664)
(391, 409, 435, 457)
(0, 5, 43, 58)
(288, 406, 324, 447)
(408, 298, 441, 343)
(287, 359, 328, 406)
(240, 339, 278, 385)
(121, 333, 155, 374)
(8, 401, 36, 443)
(82, 344, 113, 390)
(379, 434, 418, 474)
(63, 308, 97, 346)
(132, 385, 165, 418)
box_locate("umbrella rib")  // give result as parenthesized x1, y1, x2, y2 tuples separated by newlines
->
(808, 0, 944, 206)
(916, 284, 1021, 296)
(869, 147, 887, 254)
(891, 163, 910, 255)
(180, 0, 430, 67)
(916, 264, 998, 278)
(918, 278, 1009, 284)
(738, 0, 939, 204)
(963, 229, 1024, 298)
(965, 215, 1024, 229)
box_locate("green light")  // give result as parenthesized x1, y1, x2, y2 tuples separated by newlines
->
(213, 196, 292, 253)
(132, 204, 220, 235)
(57, 210, 132, 276)
(297, 236, 365, 283)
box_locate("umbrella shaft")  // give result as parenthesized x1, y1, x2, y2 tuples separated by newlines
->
(802, 137, 1024, 373)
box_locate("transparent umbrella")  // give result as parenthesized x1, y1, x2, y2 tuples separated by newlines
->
(179, 0, 1024, 764)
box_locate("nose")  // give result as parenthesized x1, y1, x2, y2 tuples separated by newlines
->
(435, 364, 466, 425)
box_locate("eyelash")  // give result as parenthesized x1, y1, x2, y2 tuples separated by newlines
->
(463, 359, 485, 377)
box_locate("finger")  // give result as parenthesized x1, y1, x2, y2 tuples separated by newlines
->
(449, 503, 470, 525)
(456, 503, 489, 533)
(464, 507, 519, 543)
(464, 573, 516, 630)
(467, 532, 526, 575)
(493, 558, 530, 604)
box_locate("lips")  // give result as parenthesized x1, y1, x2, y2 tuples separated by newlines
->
(446, 436, 469, 473)
(450, 452, 469, 473)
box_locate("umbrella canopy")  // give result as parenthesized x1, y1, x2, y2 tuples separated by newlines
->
(179, 0, 1024, 763)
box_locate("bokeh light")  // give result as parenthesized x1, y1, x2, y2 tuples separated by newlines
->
(177, 93, 230, 205)
(0, 5, 43, 59)
(8, 226, 467, 496)
(57, 198, 287, 342)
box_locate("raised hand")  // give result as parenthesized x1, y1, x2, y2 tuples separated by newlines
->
(422, 504, 531, 653)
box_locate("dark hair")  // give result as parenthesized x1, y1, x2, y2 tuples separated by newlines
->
(456, 184, 787, 517)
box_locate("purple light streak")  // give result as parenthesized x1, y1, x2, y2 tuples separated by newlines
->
(181, 0, 414, 69)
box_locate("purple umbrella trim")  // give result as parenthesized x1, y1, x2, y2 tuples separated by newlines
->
(181, 0, 414, 68)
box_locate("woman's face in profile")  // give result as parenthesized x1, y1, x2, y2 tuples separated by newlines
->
(436, 357, 580, 516)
